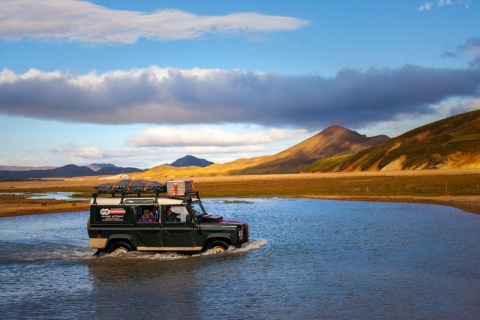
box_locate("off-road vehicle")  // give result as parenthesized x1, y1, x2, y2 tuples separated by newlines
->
(87, 179, 250, 255)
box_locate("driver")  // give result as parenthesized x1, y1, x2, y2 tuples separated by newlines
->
(165, 206, 181, 222)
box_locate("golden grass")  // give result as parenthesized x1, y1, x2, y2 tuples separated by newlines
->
(0, 169, 479, 217)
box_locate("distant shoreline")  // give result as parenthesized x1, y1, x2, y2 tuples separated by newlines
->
(1, 170, 479, 217)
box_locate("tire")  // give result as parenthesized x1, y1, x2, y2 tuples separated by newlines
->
(206, 240, 229, 253)
(108, 241, 133, 254)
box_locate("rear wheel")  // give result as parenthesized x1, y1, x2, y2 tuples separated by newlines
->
(206, 240, 229, 253)
(108, 241, 133, 254)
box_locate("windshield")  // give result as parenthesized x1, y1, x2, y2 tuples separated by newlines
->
(191, 200, 207, 218)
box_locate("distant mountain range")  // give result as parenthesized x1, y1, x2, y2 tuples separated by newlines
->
(0, 157, 211, 180)
(0, 163, 144, 180)
(137, 109, 480, 178)
(2, 109, 479, 180)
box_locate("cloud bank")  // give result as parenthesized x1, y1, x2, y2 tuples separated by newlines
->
(125, 126, 307, 148)
(0, 0, 309, 44)
(1, 65, 480, 131)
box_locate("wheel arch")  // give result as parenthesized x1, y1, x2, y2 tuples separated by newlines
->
(106, 235, 137, 251)
(204, 235, 233, 249)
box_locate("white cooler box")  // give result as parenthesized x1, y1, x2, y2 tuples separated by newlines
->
(167, 180, 195, 195)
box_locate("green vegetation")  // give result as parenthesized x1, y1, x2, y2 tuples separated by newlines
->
(449, 134, 480, 143)
(303, 154, 353, 172)
(322, 109, 480, 172)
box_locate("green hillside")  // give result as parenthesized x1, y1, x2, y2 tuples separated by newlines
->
(306, 109, 480, 172)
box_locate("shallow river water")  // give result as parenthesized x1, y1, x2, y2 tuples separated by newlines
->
(1, 198, 479, 319)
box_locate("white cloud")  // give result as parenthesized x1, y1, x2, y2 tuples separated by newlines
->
(417, 0, 469, 11)
(48, 144, 107, 159)
(44, 143, 162, 167)
(417, 2, 433, 10)
(0, 0, 309, 44)
(125, 126, 307, 148)
(438, 0, 453, 6)
(39, 126, 308, 167)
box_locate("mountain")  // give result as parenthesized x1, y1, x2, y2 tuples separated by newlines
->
(0, 164, 144, 180)
(9, 109, 477, 180)
(228, 125, 389, 174)
(170, 155, 214, 168)
(304, 109, 480, 172)
(139, 126, 390, 177)
(96, 166, 146, 175)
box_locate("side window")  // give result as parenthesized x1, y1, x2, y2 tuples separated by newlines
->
(138, 206, 158, 223)
(165, 205, 187, 223)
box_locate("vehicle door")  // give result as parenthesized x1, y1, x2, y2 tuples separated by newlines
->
(135, 206, 161, 247)
(161, 205, 199, 250)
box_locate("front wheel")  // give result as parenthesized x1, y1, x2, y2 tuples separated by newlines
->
(206, 240, 229, 253)
(108, 241, 133, 254)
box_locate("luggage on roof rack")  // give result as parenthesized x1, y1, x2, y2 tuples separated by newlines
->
(130, 180, 166, 193)
(113, 179, 132, 192)
(95, 182, 114, 194)
(94, 179, 166, 195)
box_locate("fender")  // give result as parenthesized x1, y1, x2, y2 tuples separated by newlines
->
(204, 234, 234, 246)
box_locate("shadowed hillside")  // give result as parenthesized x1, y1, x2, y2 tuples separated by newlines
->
(0, 164, 144, 180)
(170, 155, 214, 167)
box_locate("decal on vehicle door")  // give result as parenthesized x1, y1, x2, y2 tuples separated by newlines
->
(99, 208, 126, 222)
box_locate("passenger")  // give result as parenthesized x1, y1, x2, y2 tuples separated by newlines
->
(165, 206, 180, 222)
(139, 209, 155, 223)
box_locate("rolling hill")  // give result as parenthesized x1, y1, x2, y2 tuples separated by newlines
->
(228, 125, 389, 174)
(304, 109, 480, 172)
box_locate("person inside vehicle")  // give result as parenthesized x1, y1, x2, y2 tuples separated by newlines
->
(139, 209, 155, 222)
(165, 206, 180, 222)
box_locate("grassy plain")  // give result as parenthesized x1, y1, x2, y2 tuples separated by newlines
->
(0, 169, 479, 217)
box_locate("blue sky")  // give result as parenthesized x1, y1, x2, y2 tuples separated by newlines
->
(1, 0, 479, 169)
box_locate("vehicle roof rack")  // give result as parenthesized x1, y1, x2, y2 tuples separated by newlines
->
(92, 179, 201, 205)
(92, 179, 167, 205)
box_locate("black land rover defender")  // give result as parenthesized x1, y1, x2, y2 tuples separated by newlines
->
(87, 179, 250, 255)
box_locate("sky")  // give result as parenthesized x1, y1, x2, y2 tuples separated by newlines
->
(1, 0, 480, 169)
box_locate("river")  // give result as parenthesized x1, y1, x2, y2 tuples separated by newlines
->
(1, 198, 479, 319)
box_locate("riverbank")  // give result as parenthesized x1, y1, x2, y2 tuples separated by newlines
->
(1, 170, 479, 217)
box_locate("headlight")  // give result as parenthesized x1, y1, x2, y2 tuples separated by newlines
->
(238, 229, 243, 240)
